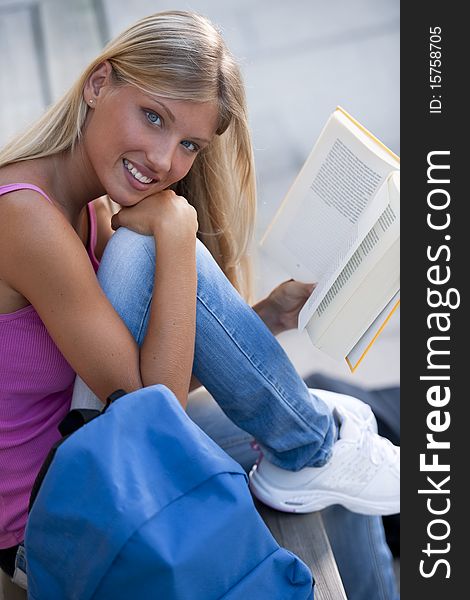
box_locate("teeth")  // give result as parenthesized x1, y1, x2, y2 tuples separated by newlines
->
(123, 159, 154, 184)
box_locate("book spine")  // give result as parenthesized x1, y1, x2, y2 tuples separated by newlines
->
(345, 298, 401, 372)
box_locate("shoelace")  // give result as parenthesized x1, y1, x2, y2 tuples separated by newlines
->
(359, 427, 399, 466)
(341, 408, 398, 466)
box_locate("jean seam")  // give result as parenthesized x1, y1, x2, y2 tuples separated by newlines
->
(196, 293, 329, 442)
(137, 243, 156, 345)
(366, 517, 388, 600)
(136, 297, 153, 345)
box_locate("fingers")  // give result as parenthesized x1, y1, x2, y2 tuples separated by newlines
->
(280, 279, 316, 296)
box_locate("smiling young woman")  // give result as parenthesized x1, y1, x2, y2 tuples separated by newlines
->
(0, 11, 256, 296)
(0, 11, 399, 599)
(81, 71, 220, 203)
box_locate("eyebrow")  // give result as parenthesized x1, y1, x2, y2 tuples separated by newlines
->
(152, 99, 175, 123)
(149, 97, 213, 146)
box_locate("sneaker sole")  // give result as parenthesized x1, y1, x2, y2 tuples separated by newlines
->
(249, 470, 399, 516)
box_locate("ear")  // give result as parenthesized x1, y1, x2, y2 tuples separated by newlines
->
(83, 61, 113, 105)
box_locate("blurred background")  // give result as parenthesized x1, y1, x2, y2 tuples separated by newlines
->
(0, 0, 399, 387)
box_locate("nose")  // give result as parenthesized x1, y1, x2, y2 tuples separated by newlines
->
(147, 139, 177, 177)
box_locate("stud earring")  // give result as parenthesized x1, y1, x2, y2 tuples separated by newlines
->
(88, 99, 94, 105)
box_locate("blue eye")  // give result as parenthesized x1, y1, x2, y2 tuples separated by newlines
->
(181, 140, 199, 153)
(145, 110, 161, 126)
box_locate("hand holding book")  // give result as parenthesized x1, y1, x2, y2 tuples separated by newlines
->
(260, 107, 400, 371)
(253, 280, 315, 336)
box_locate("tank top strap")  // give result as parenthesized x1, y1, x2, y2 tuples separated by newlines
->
(0, 183, 53, 204)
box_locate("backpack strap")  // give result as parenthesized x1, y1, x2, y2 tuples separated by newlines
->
(104, 389, 127, 409)
(58, 389, 127, 436)
(28, 389, 128, 511)
(58, 409, 102, 436)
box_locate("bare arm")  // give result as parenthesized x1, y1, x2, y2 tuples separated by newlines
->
(110, 190, 198, 408)
(139, 235, 196, 407)
(0, 192, 142, 402)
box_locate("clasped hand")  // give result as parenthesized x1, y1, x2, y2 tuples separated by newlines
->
(111, 190, 198, 243)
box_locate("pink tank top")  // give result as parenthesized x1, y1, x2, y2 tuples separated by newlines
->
(0, 183, 100, 547)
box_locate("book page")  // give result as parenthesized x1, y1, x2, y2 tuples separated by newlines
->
(300, 172, 400, 331)
(306, 238, 400, 359)
(260, 110, 398, 312)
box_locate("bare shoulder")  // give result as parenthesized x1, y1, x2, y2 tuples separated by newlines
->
(0, 188, 83, 272)
(0, 188, 96, 307)
(0, 189, 68, 310)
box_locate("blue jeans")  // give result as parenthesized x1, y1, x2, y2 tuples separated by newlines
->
(73, 228, 334, 470)
(71, 228, 398, 600)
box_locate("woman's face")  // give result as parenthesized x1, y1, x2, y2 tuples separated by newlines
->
(83, 78, 219, 206)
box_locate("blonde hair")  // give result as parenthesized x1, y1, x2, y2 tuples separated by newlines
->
(0, 11, 256, 299)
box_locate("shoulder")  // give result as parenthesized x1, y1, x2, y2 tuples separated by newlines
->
(0, 187, 71, 246)
(0, 189, 92, 290)
(0, 187, 66, 246)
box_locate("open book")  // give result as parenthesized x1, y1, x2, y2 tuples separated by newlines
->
(260, 107, 400, 371)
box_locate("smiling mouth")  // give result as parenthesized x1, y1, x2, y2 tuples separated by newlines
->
(123, 159, 155, 184)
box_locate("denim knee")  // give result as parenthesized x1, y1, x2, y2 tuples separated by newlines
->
(97, 228, 156, 344)
(98, 229, 214, 345)
(103, 228, 213, 280)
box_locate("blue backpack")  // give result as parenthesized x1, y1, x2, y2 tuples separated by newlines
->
(25, 384, 314, 599)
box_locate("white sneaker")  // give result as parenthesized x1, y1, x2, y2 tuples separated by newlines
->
(249, 406, 399, 515)
(309, 388, 378, 433)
